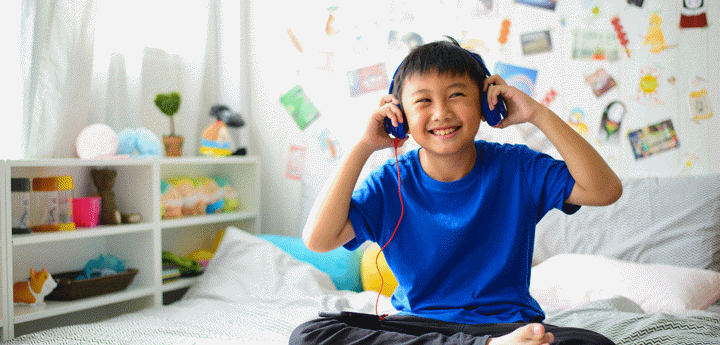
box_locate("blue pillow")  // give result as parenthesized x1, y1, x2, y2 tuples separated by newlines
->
(257, 235, 362, 292)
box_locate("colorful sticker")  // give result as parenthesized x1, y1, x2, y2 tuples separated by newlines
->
(520, 30, 552, 55)
(287, 28, 303, 53)
(689, 89, 714, 123)
(628, 0, 644, 7)
(318, 128, 342, 160)
(586, 68, 617, 98)
(636, 66, 664, 105)
(572, 29, 620, 61)
(627, 119, 680, 159)
(515, 0, 557, 11)
(598, 101, 625, 143)
(540, 88, 558, 108)
(498, 19, 511, 46)
(347, 63, 389, 97)
(567, 108, 589, 136)
(643, 13, 677, 54)
(494, 62, 538, 97)
(280, 86, 320, 130)
(285, 145, 307, 180)
(611, 16, 630, 58)
(680, 0, 708, 28)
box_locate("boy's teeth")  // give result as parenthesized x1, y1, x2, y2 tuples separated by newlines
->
(434, 127, 457, 136)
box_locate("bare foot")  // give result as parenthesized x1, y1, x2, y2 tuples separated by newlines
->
(486, 323, 554, 345)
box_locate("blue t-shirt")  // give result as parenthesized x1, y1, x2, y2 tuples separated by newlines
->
(344, 140, 580, 325)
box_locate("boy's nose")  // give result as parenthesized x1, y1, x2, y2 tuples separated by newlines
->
(430, 101, 452, 121)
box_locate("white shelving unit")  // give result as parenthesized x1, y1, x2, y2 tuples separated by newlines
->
(1, 156, 260, 340)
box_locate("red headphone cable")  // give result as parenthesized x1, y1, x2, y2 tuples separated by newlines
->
(375, 137, 404, 320)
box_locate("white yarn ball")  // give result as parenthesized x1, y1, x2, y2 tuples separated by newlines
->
(76, 123, 119, 159)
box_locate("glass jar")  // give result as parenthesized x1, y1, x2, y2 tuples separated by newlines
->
(31, 177, 60, 232)
(56, 175, 75, 231)
(11, 178, 31, 234)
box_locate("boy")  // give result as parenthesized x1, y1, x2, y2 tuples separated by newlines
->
(291, 38, 622, 345)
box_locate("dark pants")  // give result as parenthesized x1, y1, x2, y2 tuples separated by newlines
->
(289, 314, 616, 345)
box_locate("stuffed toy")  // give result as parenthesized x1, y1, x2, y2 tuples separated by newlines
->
(196, 177, 225, 214)
(13, 268, 57, 305)
(199, 120, 232, 157)
(91, 169, 122, 225)
(91, 169, 142, 225)
(160, 180, 183, 219)
(167, 177, 206, 216)
(215, 177, 240, 212)
(116, 127, 162, 157)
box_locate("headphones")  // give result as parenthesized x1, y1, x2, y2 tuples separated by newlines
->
(385, 49, 507, 139)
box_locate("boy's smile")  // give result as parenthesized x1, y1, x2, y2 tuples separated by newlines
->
(401, 70, 481, 181)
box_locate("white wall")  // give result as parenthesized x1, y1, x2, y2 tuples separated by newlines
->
(247, 0, 720, 236)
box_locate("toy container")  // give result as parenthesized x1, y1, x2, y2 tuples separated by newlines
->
(72, 197, 101, 228)
(11, 178, 31, 234)
(56, 176, 75, 231)
(31, 177, 60, 232)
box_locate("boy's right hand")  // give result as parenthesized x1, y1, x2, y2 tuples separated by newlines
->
(359, 95, 409, 152)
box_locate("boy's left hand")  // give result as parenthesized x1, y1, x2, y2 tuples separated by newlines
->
(483, 75, 543, 129)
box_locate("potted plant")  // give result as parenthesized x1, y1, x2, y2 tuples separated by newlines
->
(155, 91, 183, 157)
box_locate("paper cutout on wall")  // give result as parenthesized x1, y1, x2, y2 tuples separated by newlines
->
(567, 107, 589, 136)
(684, 152, 699, 168)
(388, 30, 424, 53)
(680, 0, 708, 28)
(347, 63, 389, 97)
(572, 29, 620, 61)
(287, 28, 303, 53)
(515, 0, 556, 11)
(598, 101, 625, 143)
(326, 7, 339, 36)
(586, 68, 617, 98)
(515, 123, 551, 152)
(285, 145, 307, 180)
(689, 89, 714, 123)
(628, 0, 644, 7)
(628, 119, 679, 159)
(318, 128, 342, 160)
(636, 66, 664, 105)
(280, 86, 320, 130)
(494, 62, 538, 97)
(644, 13, 677, 54)
(540, 88, 557, 108)
(521, 30, 552, 55)
(611, 16, 630, 58)
(498, 19, 511, 46)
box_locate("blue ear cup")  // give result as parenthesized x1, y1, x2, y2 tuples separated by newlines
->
(469, 52, 507, 127)
(386, 68, 409, 139)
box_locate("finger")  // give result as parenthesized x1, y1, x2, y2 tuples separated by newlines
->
(487, 74, 508, 86)
(379, 94, 398, 107)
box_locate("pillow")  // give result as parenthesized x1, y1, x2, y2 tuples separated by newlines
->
(534, 175, 720, 270)
(185, 227, 337, 302)
(361, 243, 398, 297)
(257, 235, 363, 292)
(529, 253, 720, 313)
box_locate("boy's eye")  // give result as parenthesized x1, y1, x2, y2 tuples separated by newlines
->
(415, 98, 431, 103)
(450, 92, 465, 98)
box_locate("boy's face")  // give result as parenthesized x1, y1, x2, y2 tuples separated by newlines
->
(401, 70, 481, 158)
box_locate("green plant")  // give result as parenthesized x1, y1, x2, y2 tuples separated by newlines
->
(154, 92, 181, 136)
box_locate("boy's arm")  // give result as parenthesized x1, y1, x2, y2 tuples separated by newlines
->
(303, 95, 407, 253)
(302, 143, 374, 253)
(530, 107, 622, 206)
(484, 76, 622, 206)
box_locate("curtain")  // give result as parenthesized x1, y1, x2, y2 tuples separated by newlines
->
(20, 0, 244, 159)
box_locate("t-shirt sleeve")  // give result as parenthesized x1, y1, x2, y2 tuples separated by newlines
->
(520, 146, 580, 221)
(342, 167, 388, 251)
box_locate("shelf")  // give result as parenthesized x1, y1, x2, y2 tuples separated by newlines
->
(161, 277, 198, 292)
(160, 211, 257, 229)
(13, 286, 155, 323)
(12, 223, 154, 246)
(7, 157, 156, 168)
(158, 156, 258, 166)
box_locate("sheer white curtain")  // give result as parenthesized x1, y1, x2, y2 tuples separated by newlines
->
(19, 0, 244, 159)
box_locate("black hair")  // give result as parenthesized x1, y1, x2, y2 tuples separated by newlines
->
(390, 36, 487, 103)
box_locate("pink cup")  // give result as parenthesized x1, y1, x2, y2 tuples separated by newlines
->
(72, 197, 101, 228)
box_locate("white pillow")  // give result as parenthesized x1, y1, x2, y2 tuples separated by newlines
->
(529, 253, 720, 313)
(184, 227, 338, 303)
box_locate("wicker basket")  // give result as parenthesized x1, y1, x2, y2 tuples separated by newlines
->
(46, 268, 139, 301)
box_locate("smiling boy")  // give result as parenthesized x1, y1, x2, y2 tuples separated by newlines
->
(291, 38, 621, 345)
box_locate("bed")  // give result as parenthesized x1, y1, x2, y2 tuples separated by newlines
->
(7, 175, 720, 344)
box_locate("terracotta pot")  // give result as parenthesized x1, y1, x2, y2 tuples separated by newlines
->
(163, 135, 184, 157)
